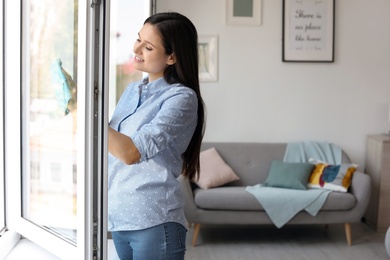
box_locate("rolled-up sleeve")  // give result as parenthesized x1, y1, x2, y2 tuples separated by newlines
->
(131, 87, 198, 162)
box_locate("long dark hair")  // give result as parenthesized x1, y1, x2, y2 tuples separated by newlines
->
(144, 12, 205, 181)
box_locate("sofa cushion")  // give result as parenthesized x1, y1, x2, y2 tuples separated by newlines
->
(308, 158, 357, 192)
(193, 187, 356, 211)
(263, 161, 314, 190)
(194, 187, 263, 210)
(322, 191, 356, 210)
(195, 147, 240, 189)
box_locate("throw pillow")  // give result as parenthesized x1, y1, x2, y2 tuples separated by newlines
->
(263, 160, 314, 190)
(195, 147, 240, 189)
(308, 158, 357, 192)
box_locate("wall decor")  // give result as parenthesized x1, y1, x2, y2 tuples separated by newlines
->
(282, 0, 335, 62)
(198, 35, 218, 82)
(226, 0, 262, 26)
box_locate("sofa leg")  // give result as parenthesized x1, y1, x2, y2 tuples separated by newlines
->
(192, 223, 201, 247)
(345, 223, 352, 246)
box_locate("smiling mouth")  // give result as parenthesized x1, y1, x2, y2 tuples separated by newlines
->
(135, 56, 144, 62)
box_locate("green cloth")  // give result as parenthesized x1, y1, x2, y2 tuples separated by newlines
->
(246, 184, 331, 228)
(263, 161, 314, 190)
(283, 141, 342, 164)
(51, 58, 77, 115)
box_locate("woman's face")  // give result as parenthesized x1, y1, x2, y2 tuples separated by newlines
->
(133, 23, 175, 82)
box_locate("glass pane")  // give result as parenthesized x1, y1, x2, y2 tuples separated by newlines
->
(0, 0, 4, 232)
(23, 0, 78, 244)
(109, 0, 150, 117)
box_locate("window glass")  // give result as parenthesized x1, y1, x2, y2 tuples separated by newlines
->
(22, 0, 78, 243)
(109, 0, 150, 116)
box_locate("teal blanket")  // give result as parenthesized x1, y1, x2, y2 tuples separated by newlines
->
(283, 141, 342, 164)
(245, 141, 339, 228)
(246, 184, 331, 228)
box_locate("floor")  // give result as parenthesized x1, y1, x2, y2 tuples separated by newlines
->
(185, 222, 389, 260)
(4, 222, 389, 259)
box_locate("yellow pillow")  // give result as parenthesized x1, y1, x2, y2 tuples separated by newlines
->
(308, 161, 357, 192)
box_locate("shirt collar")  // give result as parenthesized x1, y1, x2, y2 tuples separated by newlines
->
(141, 76, 171, 94)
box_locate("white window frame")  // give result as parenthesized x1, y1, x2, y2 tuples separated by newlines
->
(0, 0, 4, 233)
(0, 2, 22, 258)
(3, 1, 108, 259)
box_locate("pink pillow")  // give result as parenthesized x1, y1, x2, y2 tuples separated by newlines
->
(195, 147, 240, 189)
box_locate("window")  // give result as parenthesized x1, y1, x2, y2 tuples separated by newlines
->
(0, 0, 4, 234)
(5, 1, 107, 258)
(2, 0, 153, 258)
(108, 0, 151, 117)
(23, 0, 79, 243)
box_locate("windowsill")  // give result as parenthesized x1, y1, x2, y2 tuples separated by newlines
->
(2, 233, 119, 259)
(5, 238, 60, 260)
(0, 230, 20, 259)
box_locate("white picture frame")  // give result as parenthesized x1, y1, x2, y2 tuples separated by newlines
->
(198, 35, 218, 82)
(226, 0, 262, 26)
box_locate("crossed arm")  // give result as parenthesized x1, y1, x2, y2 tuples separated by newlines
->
(108, 127, 141, 165)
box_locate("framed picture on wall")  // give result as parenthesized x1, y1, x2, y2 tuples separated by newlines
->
(198, 35, 218, 82)
(226, 0, 262, 26)
(282, 0, 335, 62)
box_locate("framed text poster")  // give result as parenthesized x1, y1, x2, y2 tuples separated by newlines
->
(282, 0, 335, 62)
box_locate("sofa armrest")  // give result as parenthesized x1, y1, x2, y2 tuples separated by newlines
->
(348, 171, 371, 222)
(178, 175, 200, 224)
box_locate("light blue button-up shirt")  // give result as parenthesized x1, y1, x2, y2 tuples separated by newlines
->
(108, 77, 198, 231)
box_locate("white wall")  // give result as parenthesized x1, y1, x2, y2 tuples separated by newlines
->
(157, 0, 390, 169)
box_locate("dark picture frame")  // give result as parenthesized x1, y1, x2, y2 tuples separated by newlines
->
(282, 0, 335, 62)
(226, 0, 262, 26)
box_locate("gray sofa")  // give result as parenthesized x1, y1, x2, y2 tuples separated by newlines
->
(179, 142, 371, 247)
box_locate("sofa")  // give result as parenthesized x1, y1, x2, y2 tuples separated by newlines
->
(178, 142, 371, 247)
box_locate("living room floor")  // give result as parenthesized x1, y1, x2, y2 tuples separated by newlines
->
(5, 221, 388, 259)
(184, 222, 388, 260)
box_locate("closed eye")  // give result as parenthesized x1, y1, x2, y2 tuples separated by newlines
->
(135, 38, 153, 51)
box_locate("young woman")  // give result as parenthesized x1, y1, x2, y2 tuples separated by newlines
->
(108, 12, 205, 260)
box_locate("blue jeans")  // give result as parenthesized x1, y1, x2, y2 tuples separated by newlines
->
(111, 222, 187, 260)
